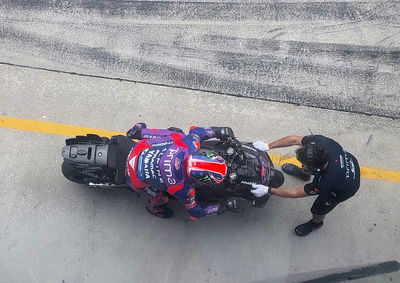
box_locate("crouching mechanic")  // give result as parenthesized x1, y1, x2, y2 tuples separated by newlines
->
(252, 135, 360, 236)
(125, 123, 269, 219)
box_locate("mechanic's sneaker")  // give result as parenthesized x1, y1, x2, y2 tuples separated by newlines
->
(282, 163, 311, 181)
(295, 220, 323, 236)
(146, 206, 175, 218)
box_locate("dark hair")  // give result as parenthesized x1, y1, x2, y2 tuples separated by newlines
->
(295, 143, 328, 169)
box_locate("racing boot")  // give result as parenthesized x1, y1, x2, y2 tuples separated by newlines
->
(146, 205, 174, 218)
(295, 220, 323, 236)
(282, 163, 311, 182)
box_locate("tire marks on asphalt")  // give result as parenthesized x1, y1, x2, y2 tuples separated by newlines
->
(1, 1, 399, 118)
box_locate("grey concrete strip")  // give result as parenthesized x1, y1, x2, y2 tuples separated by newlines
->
(0, 65, 399, 283)
(2, 1, 399, 21)
(1, 1, 399, 118)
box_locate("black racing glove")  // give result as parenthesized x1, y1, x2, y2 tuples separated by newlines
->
(127, 122, 147, 139)
(218, 197, 243, 214)
(167, 127, 184, 133)
(211, 127, 235, 141)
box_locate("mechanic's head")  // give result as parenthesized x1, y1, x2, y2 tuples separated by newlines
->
(295, 142, 328, 172)
(187, 153, 227, 185)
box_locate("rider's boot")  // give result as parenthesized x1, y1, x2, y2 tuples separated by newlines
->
(146, 204, 175, 218)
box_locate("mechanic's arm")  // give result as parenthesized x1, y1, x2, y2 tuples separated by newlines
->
(253, 136, 304, 151)
(270, 185, 309, 198)
(268, 136, 304, 149)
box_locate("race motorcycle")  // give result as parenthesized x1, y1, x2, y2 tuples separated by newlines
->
(61, 132, 284, 209)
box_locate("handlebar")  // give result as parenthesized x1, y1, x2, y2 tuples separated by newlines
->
(225, 137, 245, 161)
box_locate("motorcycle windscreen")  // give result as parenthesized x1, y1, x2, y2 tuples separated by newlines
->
(239, 145, 272, 185)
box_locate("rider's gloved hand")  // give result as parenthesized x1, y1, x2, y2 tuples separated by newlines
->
(251, 184, 270, 197)
(211, 127, 235, 141)
(218, 197, 243, 213)
(253, 141, 270, 152)
(127, 122, 147, 139)
(167, 127, 184, 133)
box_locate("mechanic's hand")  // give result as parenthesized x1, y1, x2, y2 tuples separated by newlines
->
(127, 122, 146, 139)
(211, 127, 235, 141)
(251, 184, 270, 197)
(253, 141, 270, 152)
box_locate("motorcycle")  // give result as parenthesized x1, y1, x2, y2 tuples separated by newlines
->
(61, 132, 284, 209)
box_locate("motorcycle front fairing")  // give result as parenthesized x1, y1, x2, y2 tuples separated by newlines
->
(235, 143, 273, 207)
(197, 141, 278, 208)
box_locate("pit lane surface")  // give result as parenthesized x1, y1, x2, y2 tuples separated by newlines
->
(1, 64, 400, 283)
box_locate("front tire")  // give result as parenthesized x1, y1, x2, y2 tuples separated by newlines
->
(268, 169, 284, 188)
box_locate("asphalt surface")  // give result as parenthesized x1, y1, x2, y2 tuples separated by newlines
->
(1, 1, 400, 283)
(1, 64, 400, 283)
(1, 0, 400, 118)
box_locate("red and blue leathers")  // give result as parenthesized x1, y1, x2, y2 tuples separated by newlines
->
(126, 126, 221, 219)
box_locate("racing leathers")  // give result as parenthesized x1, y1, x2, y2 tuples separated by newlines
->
(126, 125, 225, 220)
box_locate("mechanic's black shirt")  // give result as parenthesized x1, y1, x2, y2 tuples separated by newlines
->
(302, 135, 360, 200)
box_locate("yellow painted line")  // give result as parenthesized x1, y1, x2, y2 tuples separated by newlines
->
(269, 153, 400, 183)
(1, 116, 400, 183)
(359, 167, 400, 183)
(0, 116, 123, 138)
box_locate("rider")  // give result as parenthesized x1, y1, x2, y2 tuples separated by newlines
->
(125, 123, 269, 219)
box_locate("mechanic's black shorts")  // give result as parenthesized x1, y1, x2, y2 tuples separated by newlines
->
(311, 188, 359, 215)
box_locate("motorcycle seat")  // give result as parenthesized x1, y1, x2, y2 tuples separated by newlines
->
(107, 135, 136, 184)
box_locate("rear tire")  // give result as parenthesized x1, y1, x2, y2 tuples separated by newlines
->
(61, 161, 91, 184)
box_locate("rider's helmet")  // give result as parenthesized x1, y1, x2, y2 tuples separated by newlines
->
(187, 153, 227, 185)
